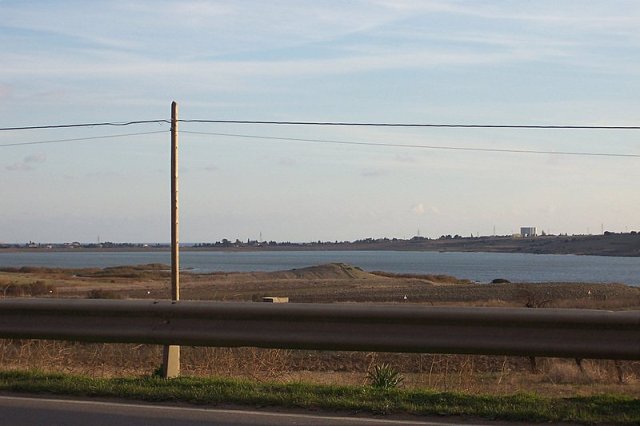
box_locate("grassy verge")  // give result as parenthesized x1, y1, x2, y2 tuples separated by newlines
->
(0, 370, 638, 424)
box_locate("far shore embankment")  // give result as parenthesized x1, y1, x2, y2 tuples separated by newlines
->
(4, 233, 640, 257)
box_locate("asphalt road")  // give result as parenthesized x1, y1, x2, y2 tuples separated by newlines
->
(0, 395, 498, 426)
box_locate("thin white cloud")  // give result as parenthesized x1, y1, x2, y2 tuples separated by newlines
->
(0, 84, 12, 99)
(24, 153, 46, 164)
(387, 0, 640, 31)
(277, 158, 296, 167)
(2, 0, 637, 97)
(84, 171, 120, 179)
(0, 1, 404, 57)
(394, 154, 417, 163)
(6, 153, 46, 171)
(412, 203, 425, 215)
(411, 203, 440, 216)
(361, 168, 387, 177)
(6, 162, 33, 172)
(0, 47, 509, 78)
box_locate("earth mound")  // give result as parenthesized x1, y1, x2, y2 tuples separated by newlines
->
(265, 263, 377, 280)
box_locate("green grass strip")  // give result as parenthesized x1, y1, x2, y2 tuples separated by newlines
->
(0, 370, 638, 424)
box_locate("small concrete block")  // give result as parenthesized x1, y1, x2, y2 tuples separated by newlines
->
(262, 297, 289, 303)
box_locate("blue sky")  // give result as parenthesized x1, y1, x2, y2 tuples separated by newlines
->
(1, 1, 640, 243)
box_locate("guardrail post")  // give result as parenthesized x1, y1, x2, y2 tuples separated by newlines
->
(162, 101, 180, 378)
(162, 344, 180, 378)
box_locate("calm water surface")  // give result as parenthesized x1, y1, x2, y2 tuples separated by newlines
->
(0, 250, 639, 285)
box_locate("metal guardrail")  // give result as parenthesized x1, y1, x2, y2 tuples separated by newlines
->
(0, 299, 639, 359)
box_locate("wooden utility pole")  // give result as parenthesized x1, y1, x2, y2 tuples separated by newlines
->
(170, 101, 180, 302)
(163, 101, 180, 378)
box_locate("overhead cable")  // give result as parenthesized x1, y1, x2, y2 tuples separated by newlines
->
(179, 119, 640, 130)
(181, 130, 640, 158)
(2, 118, 639, 132)
(0, 131, 167, 147)
(0, 120, 169, 132)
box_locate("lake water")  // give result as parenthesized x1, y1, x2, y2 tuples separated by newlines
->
(0, 250, 639, 285)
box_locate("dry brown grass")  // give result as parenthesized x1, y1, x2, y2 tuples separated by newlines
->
(1, 339, 639, 397)
(3, 264, 639, 309)
(2, 264, 640, 397)
(369, 271, 473, 284)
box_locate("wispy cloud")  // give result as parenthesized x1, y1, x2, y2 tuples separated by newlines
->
(5, 153, 46, 172)
(6, 162, 33, 172)
(361, 168, 388, 177)
(0, 1, 402, 57)
(0, 48, 513, 80)
(411, 203, 440, 215)
(277, 158, 296, 167)
(84, 171, 120, 179)
(24, 153, 46, 164)
(1, 0, 637, 119)
(0, 84, 12, 100)
(412, 203, 426, 215)
(6, 0, 630, 83)
(394, 154, 417, 163)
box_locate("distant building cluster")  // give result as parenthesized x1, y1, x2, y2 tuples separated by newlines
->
(0, 241, 160, 249)
(6, 230, 640, 251)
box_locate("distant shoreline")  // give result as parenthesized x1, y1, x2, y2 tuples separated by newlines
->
(3, 233, 640, 257)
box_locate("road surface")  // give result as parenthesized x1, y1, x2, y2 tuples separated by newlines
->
(0, 394, 506, 425)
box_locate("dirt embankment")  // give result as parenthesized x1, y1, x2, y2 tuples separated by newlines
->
(179, 232, 640, 256)
(7, 231, 640, 257)
(339, 233, 640, 257)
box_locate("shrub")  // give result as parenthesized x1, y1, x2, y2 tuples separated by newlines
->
(367, 363, 404, 389)
(2, 281, 54, 297)
(28, 281, 51, 296)
(543, 360, 593, 385)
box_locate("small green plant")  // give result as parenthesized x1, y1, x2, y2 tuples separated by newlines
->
(367, 363, 404, 390)
(151, 365, 164, 378)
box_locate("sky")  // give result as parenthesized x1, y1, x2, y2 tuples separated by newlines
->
(1, 0, 640, 243)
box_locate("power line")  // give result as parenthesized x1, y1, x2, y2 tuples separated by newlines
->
(2, 118, 638, 132)
(179, 119, 640, 130)
(0, 131, 167, 148)
(181, 130, 640, 158)
(0, 120, 169, 132)
(1, 116, 638, 154)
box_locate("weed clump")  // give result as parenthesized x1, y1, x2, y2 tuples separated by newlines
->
(367, 363, 404, 390)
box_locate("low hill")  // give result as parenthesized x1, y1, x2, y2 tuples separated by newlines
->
(246, 263, 378, 280)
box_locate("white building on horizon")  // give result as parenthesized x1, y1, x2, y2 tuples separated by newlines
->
(520, 227, 537, 238)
